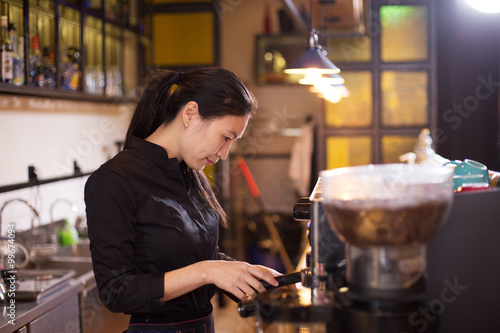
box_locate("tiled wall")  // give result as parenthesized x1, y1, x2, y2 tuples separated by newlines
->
(0, 95, 131, 237)
(0, 176, 89, 236)
(0, 95, 132, 186)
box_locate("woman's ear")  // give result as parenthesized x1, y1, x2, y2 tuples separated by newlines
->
(182, 101, 199, 127)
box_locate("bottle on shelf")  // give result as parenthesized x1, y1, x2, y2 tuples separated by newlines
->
(42, 46, 56, 88)
(59, 41, 73, 91)
(29, 36, 44, 87)
(0, 16, 13, 84)
(68, 46, 81, 91)
(8, 23, 24, 86)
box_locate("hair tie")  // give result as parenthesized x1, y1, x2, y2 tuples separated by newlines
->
(174, 71, 183, 85)
(170, 71, 183, 93)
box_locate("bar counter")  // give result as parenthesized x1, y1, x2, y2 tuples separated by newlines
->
(0, 280, 82, 333)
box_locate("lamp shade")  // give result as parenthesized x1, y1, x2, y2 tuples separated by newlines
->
(298, 71, 345, 85)
(284, 47, 340, 74)
(284, 29, 340, 75)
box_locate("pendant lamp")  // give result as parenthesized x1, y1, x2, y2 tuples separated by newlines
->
(298, 71, 345, 85)
(284, 0, 340, 75)
(284, 29, 340, 75)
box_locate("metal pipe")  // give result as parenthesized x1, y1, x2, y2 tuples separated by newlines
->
(0, 198, 39, 237)
(311, 199, 320, 303)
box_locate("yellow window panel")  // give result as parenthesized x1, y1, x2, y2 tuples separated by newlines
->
(326, 136, 372, 169)
(381, 71, 428, 127)
(152, 12, 214, 66)
(381, 135, 418, 163)
(380, 5, 428, 62)
(325, 71, 372, 128)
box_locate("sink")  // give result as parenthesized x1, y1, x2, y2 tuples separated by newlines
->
(14, 268, 76, 301)
(18, 240, 130, 332)
(28, 237, 94, 289)
(15, 240, 94, 301)
(36, 257, 94, 289)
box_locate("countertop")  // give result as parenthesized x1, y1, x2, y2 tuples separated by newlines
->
(0, 279, 82, 333)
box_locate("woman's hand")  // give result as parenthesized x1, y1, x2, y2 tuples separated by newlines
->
(202, 260, 280, 300)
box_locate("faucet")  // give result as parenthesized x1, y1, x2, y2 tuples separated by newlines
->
(0, 198, 40, 240)
(49, 198, 78, 240)
(0, 199, 39, 269)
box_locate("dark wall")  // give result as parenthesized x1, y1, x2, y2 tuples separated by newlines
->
(436, 0, 500, 170)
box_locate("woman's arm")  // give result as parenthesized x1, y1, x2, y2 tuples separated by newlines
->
(85, 169, 165, 313)
(160, 260, 279, 302)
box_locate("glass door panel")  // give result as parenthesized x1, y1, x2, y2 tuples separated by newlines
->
(28, 0, 55, 88)
(105, 23, 122, 97)
(380, 5, 428, 62)
(381, 135, 418, 163)
(7, 1, 24, 86)
(381, 71, 428, 127)
(326, 136, 372, 169)
(123, 30, 138, 98)
(60, 6, 81, 91)
(325, 71, 372, 128)
(84, 16, 103, 95)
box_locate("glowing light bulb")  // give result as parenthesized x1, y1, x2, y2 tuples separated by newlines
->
(297, 69, 323, 85)
(465, 0, 500, 13)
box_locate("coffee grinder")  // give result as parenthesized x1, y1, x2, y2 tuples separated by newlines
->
(238, 164, 454, 333)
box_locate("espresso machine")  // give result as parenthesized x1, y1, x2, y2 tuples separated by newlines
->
(238, 164, 454, 333)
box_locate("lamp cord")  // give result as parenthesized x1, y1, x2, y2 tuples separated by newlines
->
(310, 0, 314, 32)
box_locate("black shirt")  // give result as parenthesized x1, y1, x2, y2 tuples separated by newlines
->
(84, 136, 219, 321)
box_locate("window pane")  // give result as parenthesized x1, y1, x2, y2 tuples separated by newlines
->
(152, 12, 214, 66)
(326, 136, 372, 169)
(325, 71, 372, 128)
(326, 35, 371, 63)
(381, 71, 428, 127)
(381, 135, 418, 163)
(380, 5, 428, 62)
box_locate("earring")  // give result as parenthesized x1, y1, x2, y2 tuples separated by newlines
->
(184, 122, 187, 128)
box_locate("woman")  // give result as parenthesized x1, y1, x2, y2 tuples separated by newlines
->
(84, 67, 280, 332)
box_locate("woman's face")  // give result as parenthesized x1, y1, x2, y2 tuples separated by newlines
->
(180, 113, 250, 171)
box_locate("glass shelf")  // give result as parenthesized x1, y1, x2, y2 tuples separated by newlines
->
(0, 0, 146, 102)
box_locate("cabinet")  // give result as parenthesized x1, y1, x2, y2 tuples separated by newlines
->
(0, 0, 147, 102)
(28, 296, 80, 333)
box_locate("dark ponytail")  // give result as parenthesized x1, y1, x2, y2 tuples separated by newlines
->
(124, 67, 257, 227)
(124, 71, 179, 149)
